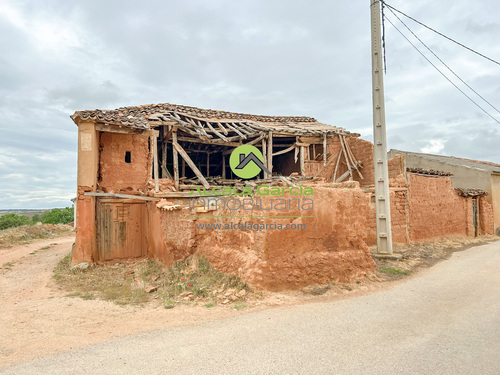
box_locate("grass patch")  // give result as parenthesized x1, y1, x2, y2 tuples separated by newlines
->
(53, 253, 250, 306)
(0, 224, 73, 249)
(40, 246, 52, 250)
(1, 261, 14, 270)
(205, 302, 216, 308)
(233, 302, 247, 310)
(379, 267, 410, 275)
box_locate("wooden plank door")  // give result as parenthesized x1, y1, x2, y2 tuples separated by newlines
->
(96, 199, 146, 261)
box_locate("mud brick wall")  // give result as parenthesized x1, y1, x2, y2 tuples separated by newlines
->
(407, 174, 471, 241)
(388, 154, 406, 180)
(98, 132, 151, 193)
(304, 136, 342, 180)
(366, 186, 409, 246)
(348, 137, 374, 187)
(479, 196, 494, 235)
(148, 185, 376, 291)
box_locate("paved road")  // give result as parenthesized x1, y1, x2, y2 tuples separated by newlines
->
(3, 241, 500, 375)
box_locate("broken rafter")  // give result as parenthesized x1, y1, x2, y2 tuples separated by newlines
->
(272, 144, 296, 156)
(342, 135, 363, 179)
(339, 135, 353, 181)
(224, 122, 247, 139)
(199, 120, 229, 142)
(333, 145, 343, 182)
(188, 118, 211, 139)
(172, 141, 210, 189)
(215, 122, 229, 135)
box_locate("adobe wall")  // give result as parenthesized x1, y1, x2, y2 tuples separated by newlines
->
(365, 184, 409, 246)
(390, 151, 493, 203)
(98, 132, 151, 194)
(73, 121, 99, 264)
(147, 185, 376, 291)
(73, 187, 95, 263)
(479, 196, 494, 235)
(407, 174, 471, 242)
(302, 136, 342, 180)
(348, 137, 374, 186)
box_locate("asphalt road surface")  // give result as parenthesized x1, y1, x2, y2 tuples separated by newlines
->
(2, 240, 500, 375)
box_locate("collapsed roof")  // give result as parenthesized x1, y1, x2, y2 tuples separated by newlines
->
(71, 102, 357, 139)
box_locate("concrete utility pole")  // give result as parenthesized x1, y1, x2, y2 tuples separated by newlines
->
(370, 0, 393, 254)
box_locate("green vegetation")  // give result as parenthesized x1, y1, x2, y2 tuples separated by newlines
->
(0, 213, 32, 230)
(32, 207, 74, 225)
(379, 267, 410, 275)
(53, 254, 250, 307)
(0, 207, 74, 230)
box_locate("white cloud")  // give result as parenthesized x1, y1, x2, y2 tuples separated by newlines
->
(421, 139, 446, 154)
(0, 0, 499, 208)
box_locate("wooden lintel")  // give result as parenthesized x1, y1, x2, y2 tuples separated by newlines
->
(95, 123, 146, 135)
(84, 192, 159, 201)
(176, 136, 241, 148)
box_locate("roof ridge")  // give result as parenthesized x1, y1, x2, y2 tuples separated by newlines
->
(390, 149, 500, 168)
(72, 102, 318, 124)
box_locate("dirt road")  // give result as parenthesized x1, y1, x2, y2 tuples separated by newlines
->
(2, 240, 499, 374)
(1, 236, 353, 367)
(0, 237, 250, 367)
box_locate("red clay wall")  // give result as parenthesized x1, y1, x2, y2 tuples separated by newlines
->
(303, 136, 342, 180)
(348, 137, 374, 187)
(366, 185, 409, 246)
(147, 185, 376, 291)
(98, 132, 151, 194)
(73, 187, 94, 263)
(407, 174, 471, 242)
(479, 196, 494, 235)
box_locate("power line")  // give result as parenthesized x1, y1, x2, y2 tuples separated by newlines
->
(385, 5, 500, 116)
(382, 1, 500, 67)
(383, 15, 500, 125)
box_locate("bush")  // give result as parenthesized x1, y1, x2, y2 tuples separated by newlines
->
(0, 213, 32, 230)
(34, 206, 74, 225)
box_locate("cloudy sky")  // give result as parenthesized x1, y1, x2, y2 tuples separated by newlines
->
(1, 0, 499, 208)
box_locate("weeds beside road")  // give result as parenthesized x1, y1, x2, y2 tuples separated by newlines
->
(54, 255, 251, 309)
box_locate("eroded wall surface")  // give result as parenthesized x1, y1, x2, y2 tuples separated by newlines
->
(147, 185, 376, 291)
(479, 196, 494, 235)
(407, 174, 471, 241)
(98, 132, 151, 193)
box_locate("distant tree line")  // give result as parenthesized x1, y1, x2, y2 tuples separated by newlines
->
(0, 206, 74, 230)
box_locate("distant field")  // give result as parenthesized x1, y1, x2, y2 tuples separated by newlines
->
(0, 210, 47, 218)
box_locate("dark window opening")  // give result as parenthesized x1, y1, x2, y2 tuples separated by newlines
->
(125, 151, 131, 163)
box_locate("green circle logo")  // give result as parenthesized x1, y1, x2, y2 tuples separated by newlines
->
(229, 144, 269, 179)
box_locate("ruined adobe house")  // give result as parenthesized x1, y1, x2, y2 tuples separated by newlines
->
(70, 103, 494, 290)
(388, 149, 500, 234)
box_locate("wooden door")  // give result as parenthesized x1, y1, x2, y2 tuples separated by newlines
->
(472, 198, 479, 237)
(96, 199, 146, 261)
